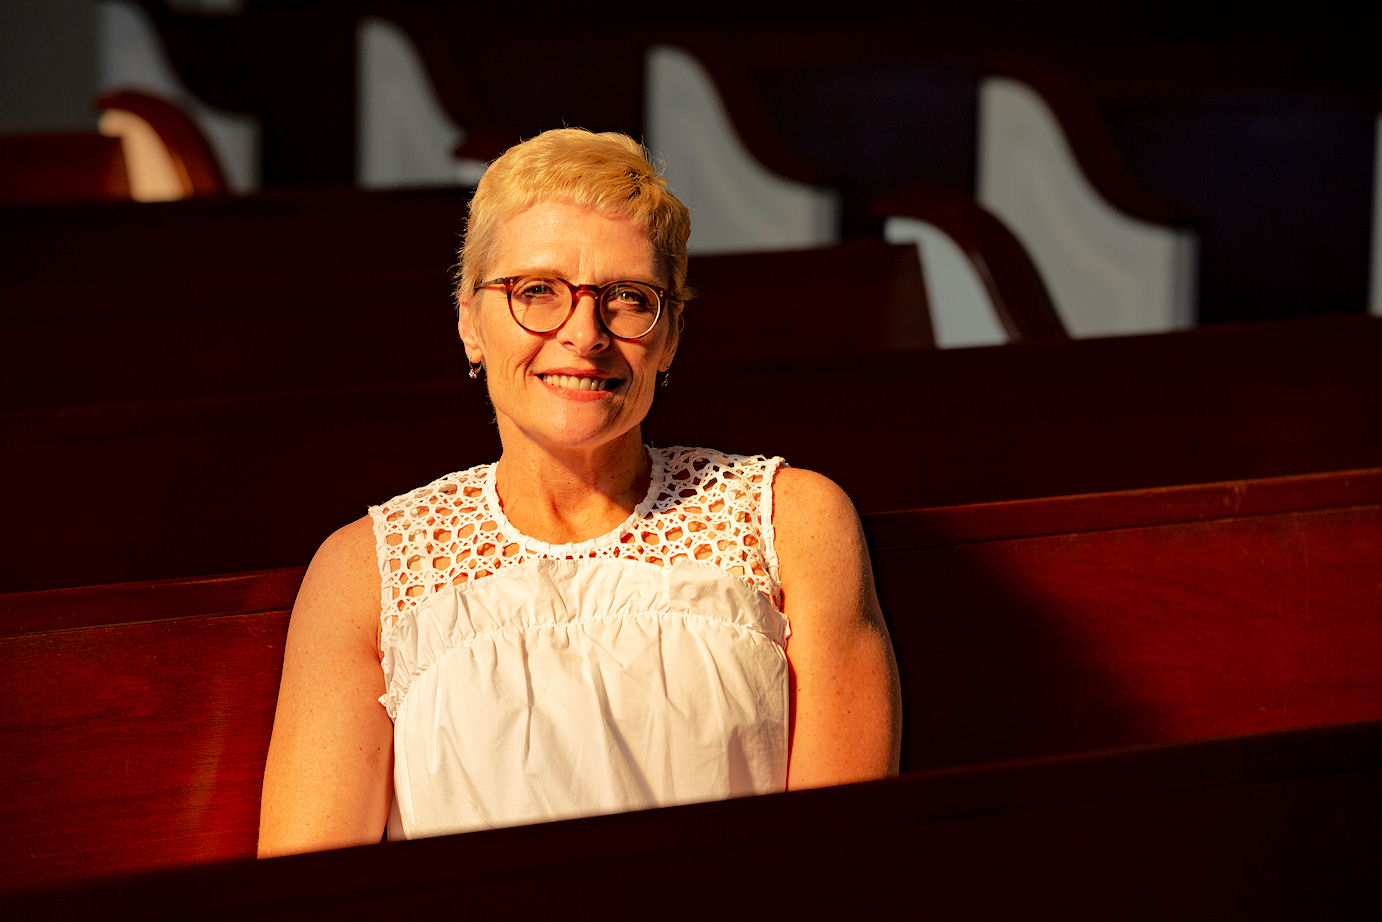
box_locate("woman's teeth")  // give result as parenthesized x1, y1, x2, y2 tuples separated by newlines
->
(541, 374, 613, 391)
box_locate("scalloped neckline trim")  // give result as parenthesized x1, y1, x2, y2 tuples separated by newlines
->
(480, 446, 667, 555)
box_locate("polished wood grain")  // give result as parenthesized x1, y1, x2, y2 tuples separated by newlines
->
(871, 468, 1382, 769)
(0, 609, 289, 890)
(3, 467, 1377, 894)
(0, 567, 304, 636)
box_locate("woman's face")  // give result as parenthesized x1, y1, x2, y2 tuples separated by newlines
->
(458, 200, 680, 458)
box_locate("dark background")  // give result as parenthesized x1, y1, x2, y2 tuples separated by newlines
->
(3, 1, 1380, 325)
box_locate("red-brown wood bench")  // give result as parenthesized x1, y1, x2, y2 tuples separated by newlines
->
(4, 314, 1378, 593)
(6, 717, 1377, 919)
(3, 467, 1378, 896)
(870, 466, 1382, 770)
(1, 229, 927, 412)
(0, 133, 130, 205)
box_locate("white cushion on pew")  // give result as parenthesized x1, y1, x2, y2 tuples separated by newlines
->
(646, 44, 839, 254)
(884, 216, 1006, 348)
(978, 75, 1198, 337)
(357, 16, 486, 189)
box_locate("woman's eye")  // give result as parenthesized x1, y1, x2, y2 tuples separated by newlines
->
(515, 280, 558, 302)
(607, 286, 652, 310)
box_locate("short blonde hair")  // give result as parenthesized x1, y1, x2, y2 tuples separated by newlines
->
(455, 128, 692, 313)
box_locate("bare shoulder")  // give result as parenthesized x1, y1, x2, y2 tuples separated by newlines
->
(291, 515, 383, 651)
(772, 465, 852, 506)
(770, 465, 877, 624)
(772, 466, 868, 567)
(304, 515, 379, 588)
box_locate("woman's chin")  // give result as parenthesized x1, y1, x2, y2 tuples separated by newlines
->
(499, 413, 645, 457)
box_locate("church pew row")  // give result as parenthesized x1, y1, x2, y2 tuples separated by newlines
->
(2, 466, 1378, 894)
(0, 134, 131, 205)
(870, 466, 1382, 769)
(0, 229, 928, 412)
(0, 188, 468, 291)
(2, 314, 1378, 593)
(8, 718, 1379, 919)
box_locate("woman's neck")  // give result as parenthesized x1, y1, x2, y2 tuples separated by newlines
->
(493, 432, 651, 545)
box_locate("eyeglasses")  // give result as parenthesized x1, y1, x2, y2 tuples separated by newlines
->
(475, 275, 670, 341)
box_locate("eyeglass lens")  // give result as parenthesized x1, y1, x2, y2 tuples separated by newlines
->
(509, 276, 662, 339)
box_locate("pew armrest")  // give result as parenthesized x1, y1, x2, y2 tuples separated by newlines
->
(875, 183, 1067, 344)
(97, 89, 228, 200)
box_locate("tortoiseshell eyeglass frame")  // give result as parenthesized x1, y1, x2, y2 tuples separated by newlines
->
(475, 275, 673, 342)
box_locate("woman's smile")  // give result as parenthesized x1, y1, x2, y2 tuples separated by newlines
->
(537, 371, 624, 396)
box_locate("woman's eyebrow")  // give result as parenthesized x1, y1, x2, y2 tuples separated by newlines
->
(510, 268, 660, 285)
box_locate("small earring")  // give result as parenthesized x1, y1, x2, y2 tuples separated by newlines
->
(468, 361, 482, 380)
(660, 370, 670, 387)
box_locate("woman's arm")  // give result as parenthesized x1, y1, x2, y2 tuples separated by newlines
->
(258, 516, 394, 857)
(773, 467, 902, 788)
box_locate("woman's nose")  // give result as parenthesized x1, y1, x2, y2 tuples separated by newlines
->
(559, 292, 610, 354)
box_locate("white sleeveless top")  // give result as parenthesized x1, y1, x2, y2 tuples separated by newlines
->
(369, 445, 791, 839)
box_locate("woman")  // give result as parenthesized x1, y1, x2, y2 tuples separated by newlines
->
(259, 128, 900, 856)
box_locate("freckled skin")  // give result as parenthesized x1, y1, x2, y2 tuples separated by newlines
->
(457, 201, 679, 462)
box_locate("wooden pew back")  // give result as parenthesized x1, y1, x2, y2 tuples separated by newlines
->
(0, 608, 289, 890)
(1, 209, 927, 411)
(0, 570, 303, 890)
(6, 315, 1378, 593)
(3, 467, 1380, 893)
(0, 188, 467, 291)
(0, 134, 131, 205)
(1, 190, 467, 411)
(870, 468, 1382, 769)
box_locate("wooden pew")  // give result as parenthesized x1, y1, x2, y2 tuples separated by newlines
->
(3, 314, 1378, 593)
(0, 134, 131, 205)
(6, 719, 1379, 919)
(96, 89, 229, 201)
(869, 466, 1382, 770)
(0, 567, 305, 636)
(0, 188, 468, 411)
(3, 466, 1379, 895)
(873, 181, 1068, 342)
(1, 228, 928, 594)
(0, 187, 469, 292)
(1, 218, 926, 411)
(99, 9, 1375, 327)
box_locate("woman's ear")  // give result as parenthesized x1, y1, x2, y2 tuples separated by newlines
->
(457, 296, 484, 365)
(660, 302, 685, 372)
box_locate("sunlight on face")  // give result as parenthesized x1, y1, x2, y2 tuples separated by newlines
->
(458, 201, 679, 459)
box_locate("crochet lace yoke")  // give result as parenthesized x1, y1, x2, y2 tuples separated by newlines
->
(370, 445, 786, 643)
